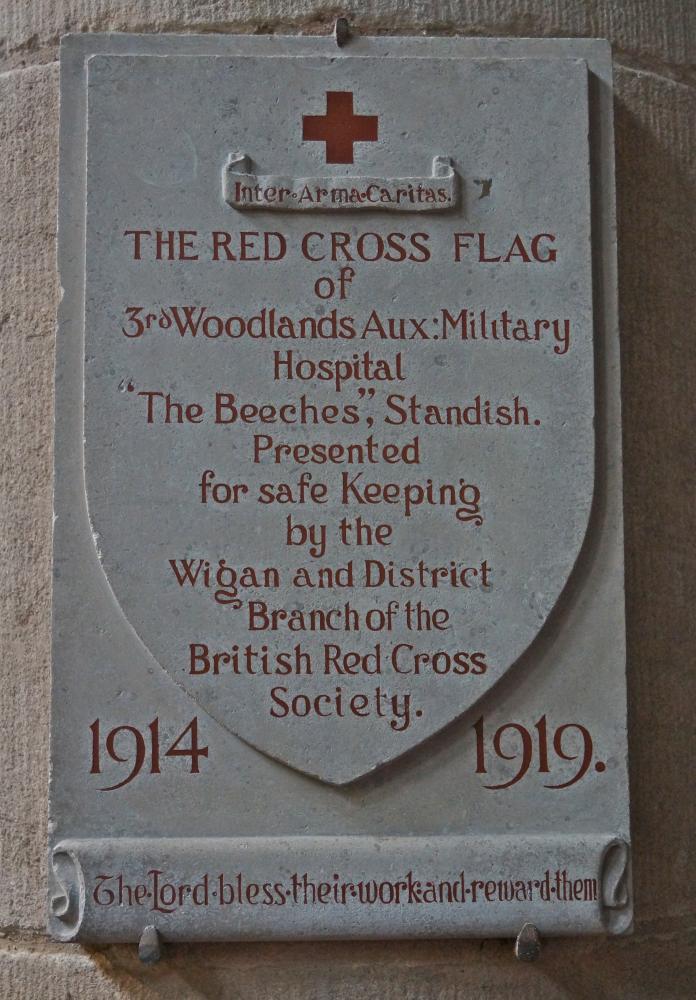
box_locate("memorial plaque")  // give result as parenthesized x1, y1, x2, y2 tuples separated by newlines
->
(50, 32, 631, 943)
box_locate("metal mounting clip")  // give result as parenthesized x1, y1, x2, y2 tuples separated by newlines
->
(514, 922, 541, 961)
(334, 17, 351, 47)
(138, 925, 162, 964)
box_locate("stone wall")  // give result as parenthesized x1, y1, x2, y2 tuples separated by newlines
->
(0, 2, 694, 996)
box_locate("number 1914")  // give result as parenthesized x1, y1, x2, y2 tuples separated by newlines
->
(89, 717, 208, 791)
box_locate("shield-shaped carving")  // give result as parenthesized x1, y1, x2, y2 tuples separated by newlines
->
(83, 53, 594, 784)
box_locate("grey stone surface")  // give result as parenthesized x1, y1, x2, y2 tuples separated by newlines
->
(0, 1, 694, 995)
(77, 42, 595, 783)
(48, 32, 628, 943)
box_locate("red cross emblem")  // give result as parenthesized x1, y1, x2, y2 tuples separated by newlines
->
(302, 91, 378, 165)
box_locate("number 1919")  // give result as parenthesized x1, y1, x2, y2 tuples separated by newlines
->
(474, 715, 605, 790)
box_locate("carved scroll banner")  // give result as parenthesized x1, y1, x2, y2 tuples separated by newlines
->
(51, 33, 631, 945)
(223, 154, 458, 211)
(48, 836, 631, 942)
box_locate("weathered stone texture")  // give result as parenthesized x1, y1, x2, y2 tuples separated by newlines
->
(0, 0, 695, 996)
(3, 930, 696, 999)
(0, 937, 155, 999)
(614, 65, 696, 939)
(0, 1, 695, 77)
(0, 62, 58, 932)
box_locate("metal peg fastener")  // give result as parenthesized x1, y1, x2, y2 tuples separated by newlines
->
(334, 17, 351, 47)
(514, 922, 541, 961)
(138, 925, 162, 964)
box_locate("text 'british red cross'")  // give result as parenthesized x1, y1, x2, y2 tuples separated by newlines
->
(302, 91, 378, 165)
